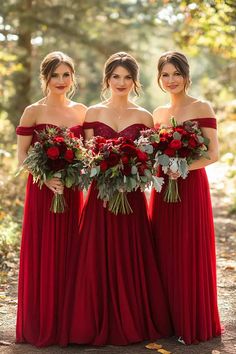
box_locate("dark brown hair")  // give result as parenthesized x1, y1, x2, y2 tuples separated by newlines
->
(40, 51, 76, 97)
(101, 51, 141, 97)
(157, 51, 191, 92)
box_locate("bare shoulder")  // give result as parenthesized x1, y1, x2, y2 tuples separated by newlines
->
(70, 101, 87, 113)
(193, 99, 216, 118)
(70, 101, 87, 123)
(135, 106, 153, 127)
(19, 102, 42, 126)
(84, 103, 103, 122)
(153, 105, 168, 124)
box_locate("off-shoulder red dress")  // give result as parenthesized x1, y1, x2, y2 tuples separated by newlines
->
(60, 121, 173, 346)
(149, 118, 221, 344)
(16, 123, 84, 347)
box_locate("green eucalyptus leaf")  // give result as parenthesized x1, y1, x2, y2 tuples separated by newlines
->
(158, 154, 170, 166)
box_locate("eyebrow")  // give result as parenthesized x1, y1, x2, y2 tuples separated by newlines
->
(161, 70, 180, 74)
(112, 72, 132, 76)
(53, 71, 71, 74)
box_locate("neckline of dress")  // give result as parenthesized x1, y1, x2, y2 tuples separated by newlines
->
(85, 121, 148, 134)
(34, 123, 82, 129)
(155, 117, 216, 126)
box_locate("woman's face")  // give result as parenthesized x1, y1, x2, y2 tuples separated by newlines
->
(47, 63, 73, 95)
(108, 65, 134, 96)
(159, 63, 186, 94)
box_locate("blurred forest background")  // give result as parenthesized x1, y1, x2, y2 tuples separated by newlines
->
(0, 0, 236, 266)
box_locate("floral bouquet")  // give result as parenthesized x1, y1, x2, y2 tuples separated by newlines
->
(86, 135, 164, 214)
(21, 126, 90, 212)
(140, 117, 210, 202)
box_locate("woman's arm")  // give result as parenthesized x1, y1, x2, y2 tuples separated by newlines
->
(17, 106, 36, 166)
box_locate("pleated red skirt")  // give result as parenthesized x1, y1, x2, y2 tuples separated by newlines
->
(60, 183, 173, 346)
(149, 168, 221, 344)
(16, 174, 83, 347)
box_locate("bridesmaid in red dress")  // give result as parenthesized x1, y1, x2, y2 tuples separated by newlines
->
(149, 51, 221, 344)
(16, 51, 86, 347)
(60, 52, 172, 346)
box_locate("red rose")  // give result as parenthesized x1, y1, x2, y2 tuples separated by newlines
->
(48, 159, 67, 172)
(179, 147, 190, 158)
(136, 150, 148, 162)
(46, 146, 60, 160)
(122, 164, 132, 176)
(158, 141, 169, 150)
(121, 155, 129, 164)
(174, 127, 186, 135)
(160, 136, 168, 142)
(164, 148, 175, 157)
(169, 139, 182, 150)
(188, 137, 197, 148)
(64, 149, 74, 162)
(107, 152, 120, 167)
(152, 142, 159, 148)
(100, 160, 108, 172)
(98, 143, 105, 150)
(54, 136, 64, 143)
(138, 164, 147, 176)
(96, 136, 106, 144)
(120, 144, 137, 156)
(58, 142, 67, 154)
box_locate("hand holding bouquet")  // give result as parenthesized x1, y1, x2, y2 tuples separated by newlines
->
(140, 117, 210, 202)
(86, 135, 164, 214)
(21, 126, 89, 212)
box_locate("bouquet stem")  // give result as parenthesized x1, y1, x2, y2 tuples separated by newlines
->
(50, 192, 67, 213)
(164, 178, 181, 203)
(108, 191, 133, 215)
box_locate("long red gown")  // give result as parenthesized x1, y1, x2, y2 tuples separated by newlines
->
(60, 121, 173, 346)
(16, 123, 84, 347)
(149, 118, 221, 344)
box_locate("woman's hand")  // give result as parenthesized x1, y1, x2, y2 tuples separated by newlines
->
(44, 178, 64, 194)
(167, 170, 181, 180)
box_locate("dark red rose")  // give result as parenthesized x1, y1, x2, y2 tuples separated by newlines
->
(158, 141, 169, 150)
(138, 164, 147, 176)
(164, 148, 175, 157)
(58, 142, 67, 154)
(152, 142, 159, 149)
(48, 159, 67, 172)
(46, 146, 60, 160)
(136, 150, 148, 162)
(64, 149, 74, 162)
(120, 144, 137, 156)
(178, 147, 190, 158)
(54, 136, 64, 143)
(100, 160, 108, 172)
(188, 137, 197, 148)
(169, 139, 182, 150)
(121, 155, 129, 164)
(107, 152, 120, 167)
(122, 164, 132, 176)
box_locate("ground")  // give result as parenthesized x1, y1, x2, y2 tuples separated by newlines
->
(0, 162, 236, 354)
